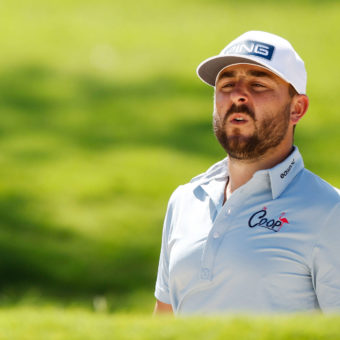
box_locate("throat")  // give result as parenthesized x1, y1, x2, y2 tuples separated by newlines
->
(223, 178, 231, 204)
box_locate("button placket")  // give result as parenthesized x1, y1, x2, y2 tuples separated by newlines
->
(200, 183, 247, 282)
(200, 268, 210, 280)
(200, 220, 230, 281)
(200, 194, 240, 281)
(213, 231, 220, 239)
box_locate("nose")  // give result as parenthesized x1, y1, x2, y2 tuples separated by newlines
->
(230, 82, 248, 104)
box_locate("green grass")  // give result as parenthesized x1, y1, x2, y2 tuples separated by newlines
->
(0, 0, 339, 334)
(1, 306, 340, 340)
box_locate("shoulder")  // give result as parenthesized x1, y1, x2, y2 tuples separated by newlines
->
(289, 168, 340, 227)
(189, 157, 228, 185)
(297, 168, 340, 203)
(167, 157, 228, 205)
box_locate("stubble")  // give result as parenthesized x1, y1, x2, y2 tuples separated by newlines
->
(213, 103, 291, 161)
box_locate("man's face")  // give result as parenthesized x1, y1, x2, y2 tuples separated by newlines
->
(213, 64, 293, 161)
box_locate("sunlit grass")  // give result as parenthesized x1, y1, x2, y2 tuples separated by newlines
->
(0, 306, 340, 340)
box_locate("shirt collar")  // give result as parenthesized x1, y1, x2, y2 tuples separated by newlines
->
(266, 146, 304, 199)
(190, 158, 229, 209)
(190, 146, 304, 201)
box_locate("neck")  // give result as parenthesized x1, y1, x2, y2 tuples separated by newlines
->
(226, 142, 294, 197)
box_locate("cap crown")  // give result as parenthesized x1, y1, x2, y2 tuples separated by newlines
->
(197, 31, 307, 94)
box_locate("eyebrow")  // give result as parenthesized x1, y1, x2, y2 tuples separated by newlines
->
(248, 70, 274, 78)
(218, 69, 274, 81)
(218, 71, 235, 79)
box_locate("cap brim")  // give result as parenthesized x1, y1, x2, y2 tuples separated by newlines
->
(196, 55, 290, 88)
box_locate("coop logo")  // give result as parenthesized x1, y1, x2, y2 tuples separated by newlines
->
(280, 159, 295, 179)
(248, 207, 289, 232)
(223, 40, 275, 61)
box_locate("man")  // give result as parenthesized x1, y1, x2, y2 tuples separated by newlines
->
(154, 31, 340, 315)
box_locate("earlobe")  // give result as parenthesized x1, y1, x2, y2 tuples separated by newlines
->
(290, 95, 309, 124)
(291, 111, 301, 124)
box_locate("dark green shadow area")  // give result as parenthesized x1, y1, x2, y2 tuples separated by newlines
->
(0, 64, 223, 160)
(0, 191, 159, 309)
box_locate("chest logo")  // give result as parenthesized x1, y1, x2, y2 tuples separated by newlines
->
(248, 207, 289, 232)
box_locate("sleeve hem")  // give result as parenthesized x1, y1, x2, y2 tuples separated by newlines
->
(154, 288, 171, 305)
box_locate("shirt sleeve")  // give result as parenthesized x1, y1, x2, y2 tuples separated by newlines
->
(312, 202, 340, 312)
(154, 187, 180, 305)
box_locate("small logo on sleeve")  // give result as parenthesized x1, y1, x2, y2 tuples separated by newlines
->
(223, 40, 275, 61)
(248, 207, 289, 232)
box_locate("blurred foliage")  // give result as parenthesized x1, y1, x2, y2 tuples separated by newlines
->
(0, 0, 338, 314)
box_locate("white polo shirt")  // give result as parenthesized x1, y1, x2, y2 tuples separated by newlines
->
(155, 147, 340, 315)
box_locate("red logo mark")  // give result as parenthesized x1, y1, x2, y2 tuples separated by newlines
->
(278, 212, 289, 231)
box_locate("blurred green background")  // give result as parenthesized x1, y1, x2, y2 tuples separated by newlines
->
(0, 0, 339, 328)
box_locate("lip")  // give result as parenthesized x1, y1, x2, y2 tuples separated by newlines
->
(228, 113, 251, 125)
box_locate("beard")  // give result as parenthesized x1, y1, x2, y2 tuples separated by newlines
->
(213, 103, 291, 161)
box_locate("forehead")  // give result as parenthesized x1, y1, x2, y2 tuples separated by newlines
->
(216, 64, 287, 85)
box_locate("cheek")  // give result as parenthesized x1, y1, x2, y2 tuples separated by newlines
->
(256, 92, 289, 109)
(213, 110, 222, 128)
(215, 92, 229, 112)
(253, 97, 281, 116)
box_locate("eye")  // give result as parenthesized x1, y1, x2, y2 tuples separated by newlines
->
(221, 82, 234, 89)
(252, 83, 265, 88)
(251, 82, 268, 91)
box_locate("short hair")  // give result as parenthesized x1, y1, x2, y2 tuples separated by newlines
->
(289, 85, 298, 98)
(288, 85, 298, 135)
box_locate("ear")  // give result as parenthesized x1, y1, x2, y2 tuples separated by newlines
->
(290, 94, 309, 124)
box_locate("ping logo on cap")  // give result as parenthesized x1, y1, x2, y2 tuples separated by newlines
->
(223, 40, 275, 61)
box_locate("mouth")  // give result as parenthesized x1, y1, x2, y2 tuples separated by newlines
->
(229, 113, 250, 125)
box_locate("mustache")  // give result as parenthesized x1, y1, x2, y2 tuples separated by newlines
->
(225, 104, 255, 121)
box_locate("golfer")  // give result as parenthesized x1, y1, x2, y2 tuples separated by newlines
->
(154, 31, 340, 315)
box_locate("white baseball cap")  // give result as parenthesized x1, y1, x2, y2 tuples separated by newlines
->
(197, 31, 307, 94)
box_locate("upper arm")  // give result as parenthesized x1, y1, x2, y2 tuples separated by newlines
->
(312, 203, 340, 312)
(153, 299, 173, 315)
(154, 188, 181, 307)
